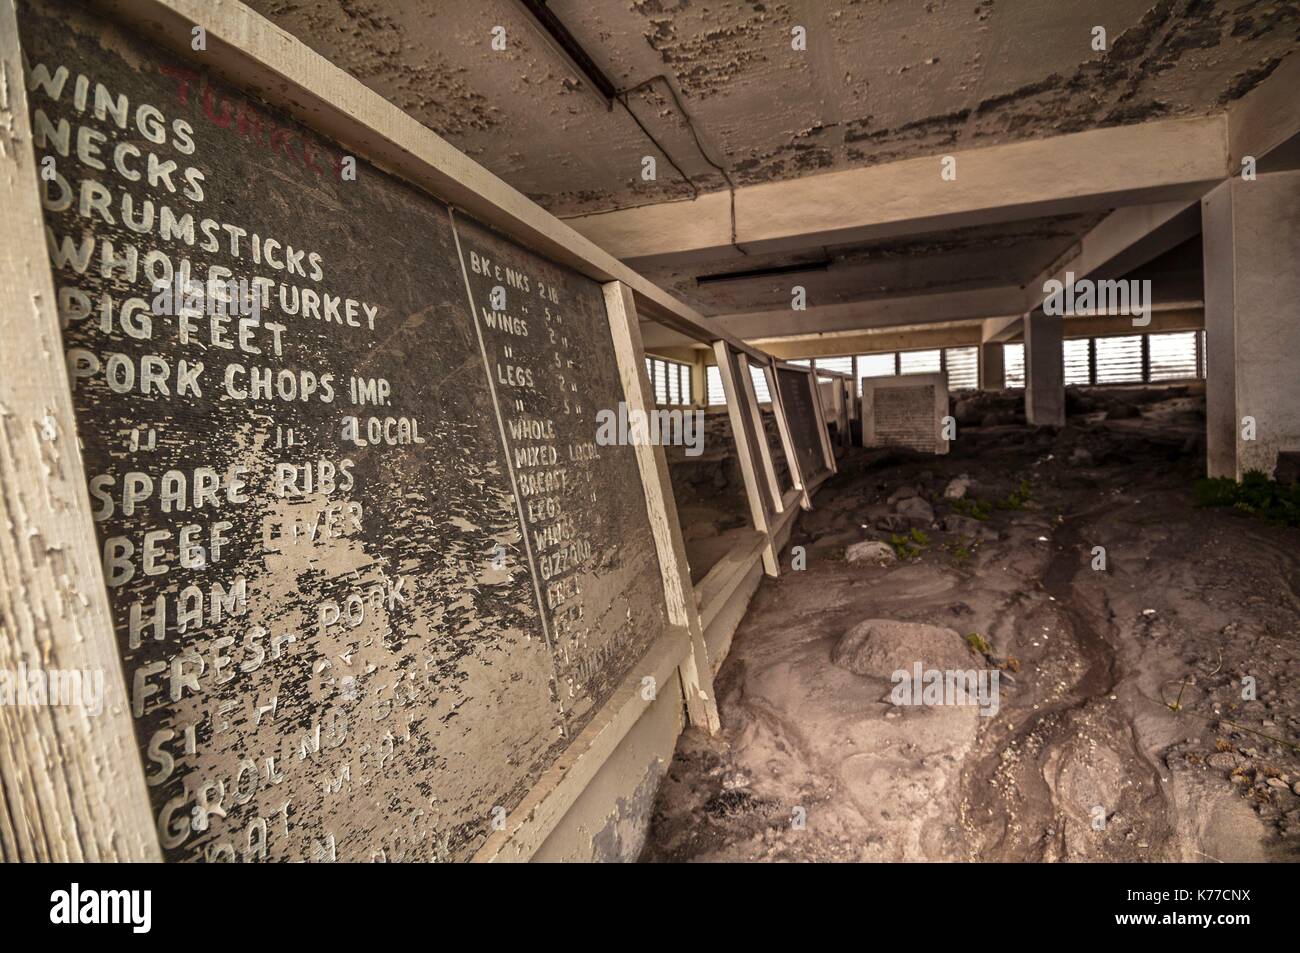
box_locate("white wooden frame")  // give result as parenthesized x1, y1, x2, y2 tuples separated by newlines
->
(816, 368, 854, 448)
(735, 353, 785, 516)
(473, 626, 693, 861)
(764, 358, 812, 511)
(0, 0, 160, 861)
(603, 282, 719, 733)
(711, 342, 780, 576)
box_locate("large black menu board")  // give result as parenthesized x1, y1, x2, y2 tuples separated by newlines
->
(776, 367, 829, 485)
(18, 0, 668, 861)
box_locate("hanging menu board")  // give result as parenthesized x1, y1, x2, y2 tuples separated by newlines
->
(18, 0, 668, 861)
(451, 216, 670, 727)
(776, 367, 829, 483)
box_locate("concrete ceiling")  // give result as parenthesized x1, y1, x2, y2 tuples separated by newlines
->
(247, 0, 1294, 335)
(248, 0, 1295, 216)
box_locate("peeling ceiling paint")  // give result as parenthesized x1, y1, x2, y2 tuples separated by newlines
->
(248, 0, 1298, 217)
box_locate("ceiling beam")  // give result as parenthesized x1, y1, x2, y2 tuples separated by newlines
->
(982, 315, 1023, 344)
(760, 325, 984, 358)
(565, 116, 1229, 269)
(1228, 52, 1300, 173)
(1025, 200, 1202, 315)
(694, 285, 1029, 344)
(681, 263, 1207, 349)
(983, 199, 1203, 344)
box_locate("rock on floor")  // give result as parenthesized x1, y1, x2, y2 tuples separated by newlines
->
(831, 619, 978, 677)
(845, 540, 897, 565)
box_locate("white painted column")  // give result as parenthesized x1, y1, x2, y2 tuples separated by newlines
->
(1202, 170, 1300, 480)
(1024, 312, 1065, 426)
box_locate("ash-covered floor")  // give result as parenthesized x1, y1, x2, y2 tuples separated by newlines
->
(642, 388, 1300, 862)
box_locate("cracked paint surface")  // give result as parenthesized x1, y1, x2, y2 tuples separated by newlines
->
(247, 0, 1298, 217)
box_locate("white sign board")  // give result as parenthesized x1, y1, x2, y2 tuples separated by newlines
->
(860, 373, 949, 454)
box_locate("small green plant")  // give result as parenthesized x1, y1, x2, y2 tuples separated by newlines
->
(1192, 476, 1239, 508)
(1193, 471, 1300, 526)
(995, 479, 1033, 510)
(889, 527, 930, 560)
(949, 540, 975, 565)
(950, 497, 991, 520)
(1160, 676, 1191, 712)
(964, 632, 1020, 671)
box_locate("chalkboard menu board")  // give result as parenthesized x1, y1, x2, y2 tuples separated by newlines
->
(451, 215, 670, 727)
(776, 367, 828, 484)
(19, 0, 668, 861)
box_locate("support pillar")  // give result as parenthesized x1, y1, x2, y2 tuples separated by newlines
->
(1202, 170, 1300, 480)
(979, 340, 1005, 390)
(692, 349, 709, 406)
(1024, 312, 1065, 426)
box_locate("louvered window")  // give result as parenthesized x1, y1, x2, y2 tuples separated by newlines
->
(815, 356, 853, 375)
(1063, 338, 1091, 386)
(645, 356, 692, 405)
(944, 346, 978, 390)
(1149, 331, 1199, 381)
(1004, 343, 1025, 388)
(1094, 335, 1143, 384)
(707, 365, 725, 405)
(856, 352, 896, 395)
(900, 349, 941, 374)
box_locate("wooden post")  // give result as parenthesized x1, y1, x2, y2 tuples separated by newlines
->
(840, 379, 852, 446)
(603, 282, 719, 733)
(712, 342, 778, 576)
(764, 361, 811, 510)
(838, 380, 851, 446)
(829, 380, 842, 445)
(691, 350, 709, 407)
(0, 0, 160, 861)
(736, 353, 784, 514)
(808, 369, 838, 474)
